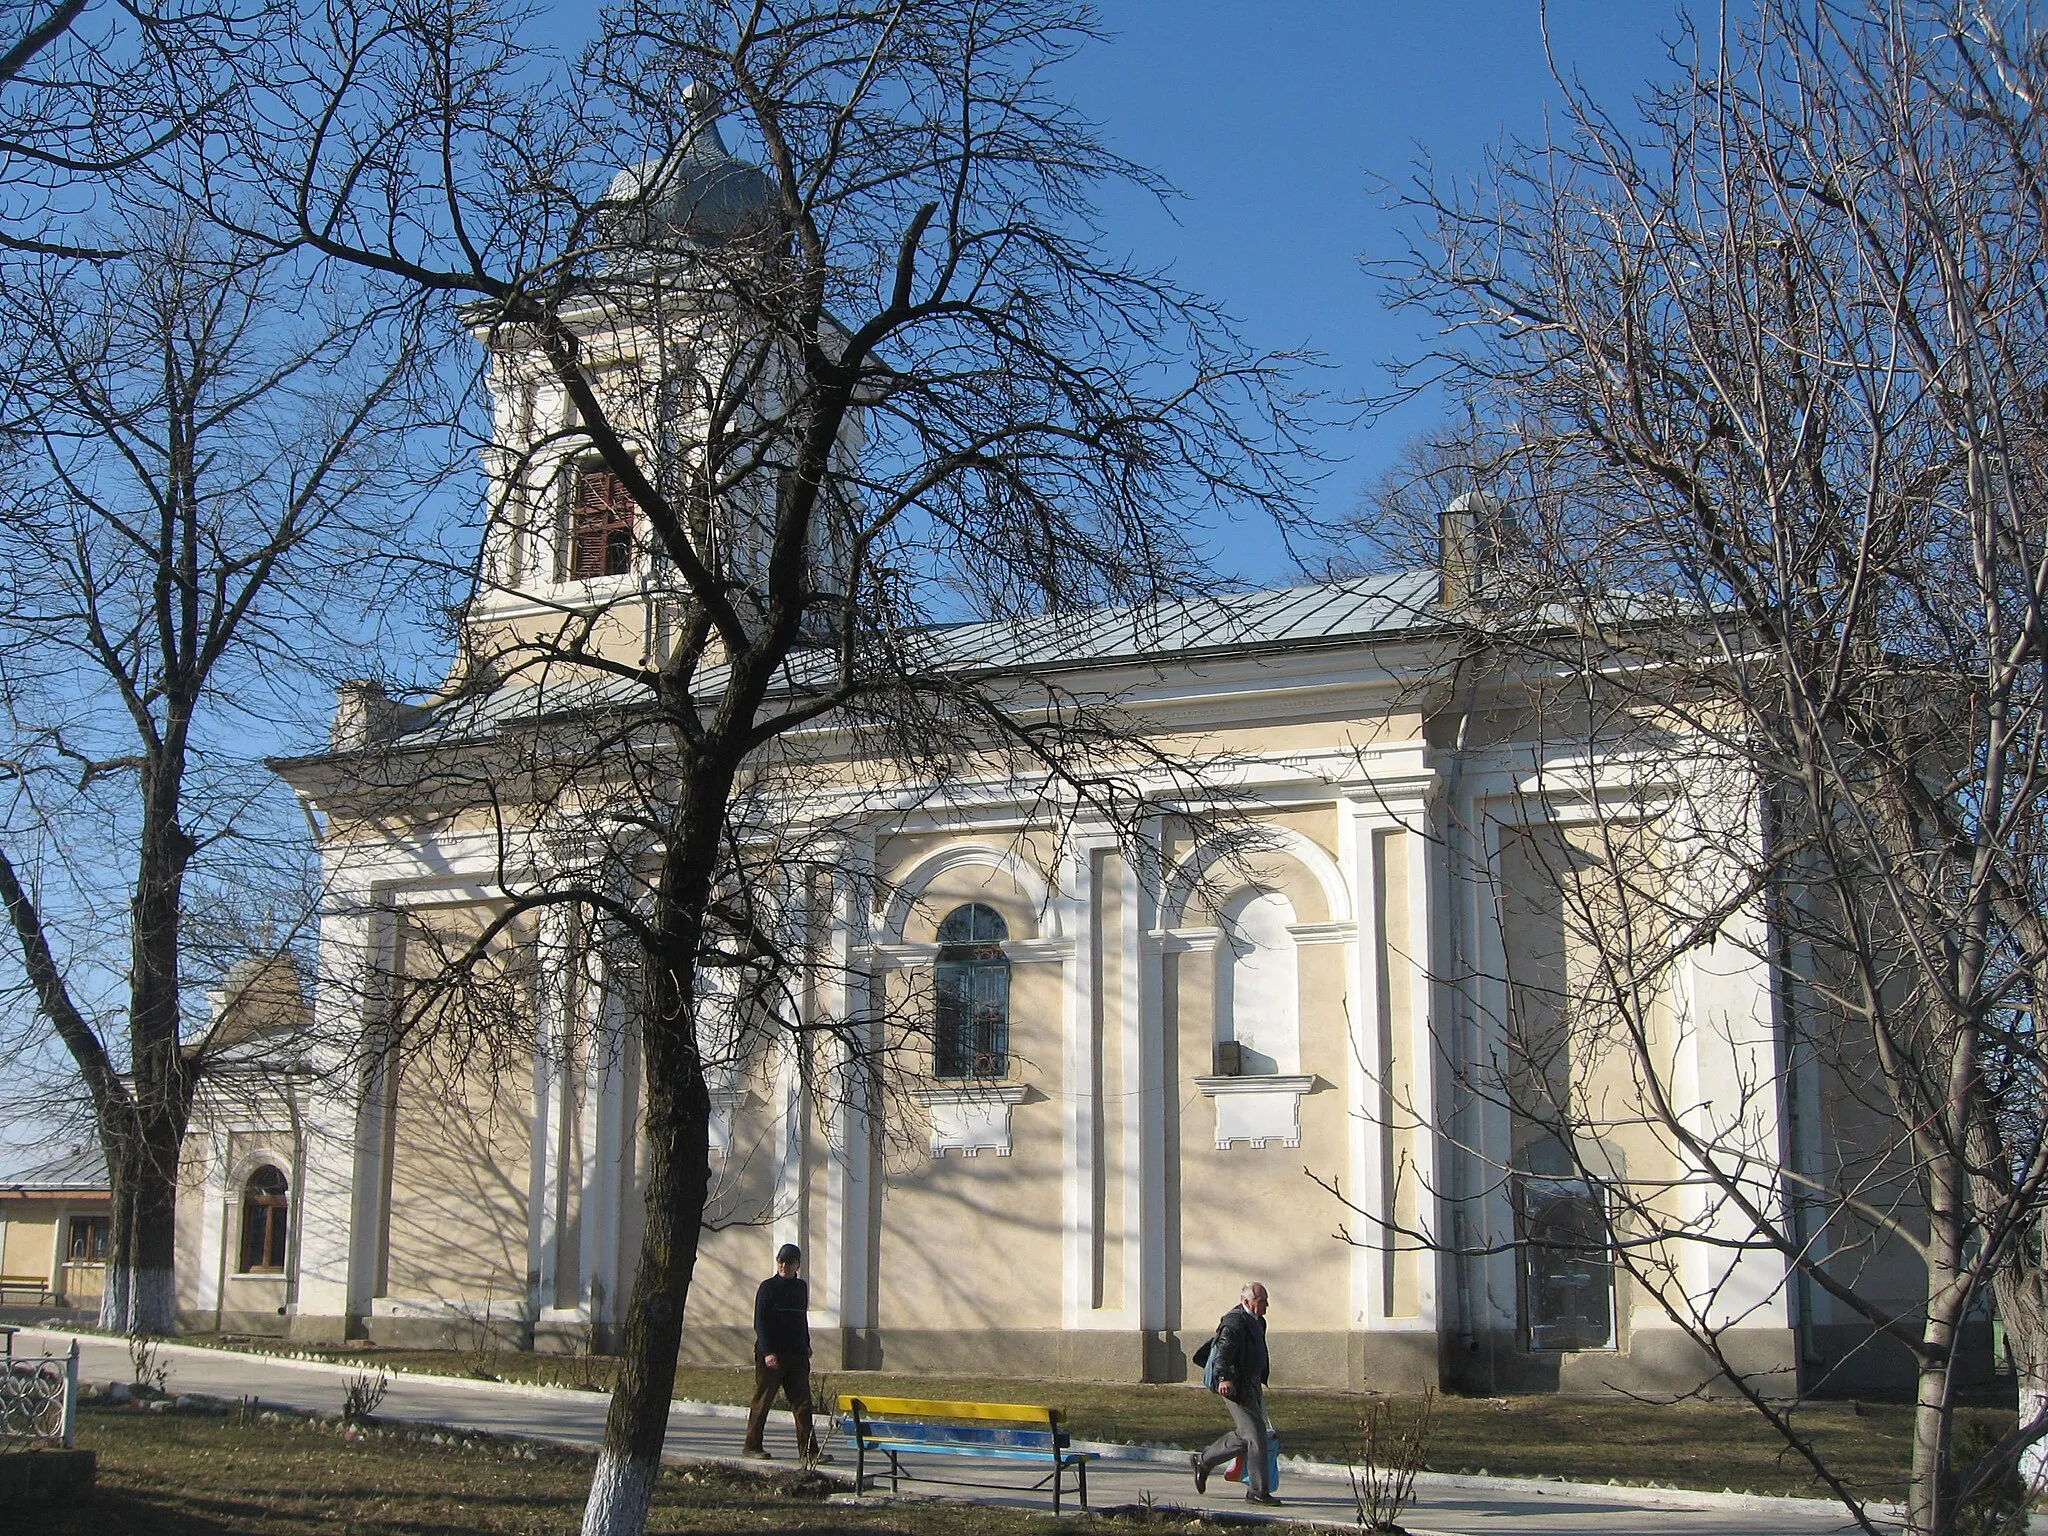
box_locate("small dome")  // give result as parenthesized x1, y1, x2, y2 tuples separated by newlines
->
(604, 82, 777, 247)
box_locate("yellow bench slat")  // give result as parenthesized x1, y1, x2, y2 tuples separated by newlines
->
(837, 1395, 1056, 1424)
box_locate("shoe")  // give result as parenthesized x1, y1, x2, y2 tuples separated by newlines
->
(1191, 1452, 1209, 1495)
(740, 1447, 772, 1460)
(1245, 1490, 1283, 1506)
(804, 1451, 835, 1465)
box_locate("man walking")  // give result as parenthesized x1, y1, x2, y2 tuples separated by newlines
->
(1191, 1280, 1279, 1506)
(742, 1242, 826, 1462)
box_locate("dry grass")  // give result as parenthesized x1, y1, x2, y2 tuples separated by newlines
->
(167, 1333, 2001, 1501)
(40, 1403, 1301, 1535)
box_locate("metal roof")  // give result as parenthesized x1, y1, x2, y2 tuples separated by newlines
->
(0, 1142, 108, 1193)
(380, 569, 1443, 752)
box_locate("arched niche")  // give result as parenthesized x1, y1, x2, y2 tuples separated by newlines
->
(1215, 887, 1302, 1074)
(1163, 826, 1348, 931)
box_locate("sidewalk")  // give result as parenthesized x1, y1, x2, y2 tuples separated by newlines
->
(22, 1329, 1889, 1534)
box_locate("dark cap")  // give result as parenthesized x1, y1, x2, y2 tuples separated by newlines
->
(776, 1243, 801, 1265)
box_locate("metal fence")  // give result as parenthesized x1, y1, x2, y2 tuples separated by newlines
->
(0, 1329, 78, 1448)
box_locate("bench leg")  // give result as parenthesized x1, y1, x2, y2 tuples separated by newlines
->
(1079, 1458, 1089, 1511)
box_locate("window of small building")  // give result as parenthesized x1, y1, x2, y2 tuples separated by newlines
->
(567, 466, 635, 580)
(1515, 1158, 1615, 1352)
(67, 1215, 109, 1263)
(934, 902, 1009, 1079)
(239, 1165, 290, 1274)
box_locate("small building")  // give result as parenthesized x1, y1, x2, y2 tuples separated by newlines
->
(174, 954, 315, 1338)
(0, 1144, 110, 1317)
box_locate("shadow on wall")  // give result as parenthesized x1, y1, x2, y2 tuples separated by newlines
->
(384, 1051, 532, 1317)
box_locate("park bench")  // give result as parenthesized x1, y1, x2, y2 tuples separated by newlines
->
(836, 1393, 1096, 1511)
(0, 1275, 54, 1307)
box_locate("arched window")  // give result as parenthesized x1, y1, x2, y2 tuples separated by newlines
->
(239, 1165, 289, 1274)
(934, 903, 1009, 1079)
(1216, 888, 1300, 1075)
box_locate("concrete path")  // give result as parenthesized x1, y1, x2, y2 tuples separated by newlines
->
(18, 1330, 1892, 1534)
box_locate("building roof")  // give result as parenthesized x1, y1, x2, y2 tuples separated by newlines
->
(372, 569, 1444, 754)
(0, 1142, 109, 1195)
(603, 84, 779, 248)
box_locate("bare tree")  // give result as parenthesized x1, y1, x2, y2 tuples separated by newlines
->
(1352, 3, 2048, 1532)
(0, 1, 272, 256)
(211, 3, 1316, 1532)
(0, 222, 430, 1332)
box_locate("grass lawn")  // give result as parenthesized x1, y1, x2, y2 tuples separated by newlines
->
(161, 1333, 1996, 1503)
(40, 1402, 1295, 1535)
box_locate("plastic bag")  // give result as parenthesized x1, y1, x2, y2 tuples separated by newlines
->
(1221, 1420, 1280, 1492)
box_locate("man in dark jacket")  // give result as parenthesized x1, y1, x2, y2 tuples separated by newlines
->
(742, 1243, 825, 1461)
(1191, 1280, 1278, 1504)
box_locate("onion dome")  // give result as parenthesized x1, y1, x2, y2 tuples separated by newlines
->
(604, 81, 778, 247)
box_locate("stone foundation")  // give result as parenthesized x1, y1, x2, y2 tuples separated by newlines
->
(1445, 1326, 1802, 1397)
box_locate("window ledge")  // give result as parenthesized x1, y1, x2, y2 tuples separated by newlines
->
(1193, 1074, 1315, 1149)
(911, 1083, 1029, 1158)
(1194, 1074, 1315, 1096)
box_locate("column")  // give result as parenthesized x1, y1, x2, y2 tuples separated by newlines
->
(821, 838, 877, 1362)
(1059, 836, 1106, 1331)
(577, 952, 626, 1337)
(1127, 819, 1167, 1356)
(293, 891, 395, 1335)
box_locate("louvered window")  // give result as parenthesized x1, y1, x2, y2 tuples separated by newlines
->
(569, 467, 635, 579)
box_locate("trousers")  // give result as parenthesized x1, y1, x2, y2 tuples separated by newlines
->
(1194, 1390, 1269, 1495)
(743, 1350, 818, 1456)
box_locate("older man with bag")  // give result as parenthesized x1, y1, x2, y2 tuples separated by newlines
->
(1190, 1280, 1280, 1506)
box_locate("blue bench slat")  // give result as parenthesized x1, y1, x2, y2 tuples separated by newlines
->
(839, 1419, 1064, 1449)
(858, 1438, 1095, 1463)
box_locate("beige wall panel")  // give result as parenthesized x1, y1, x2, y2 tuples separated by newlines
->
(382, 906, 536, 1304)
(384, 1051, 532, 1301)
(1151, 708, 1423, 761)
(690, 1092, 781, 1346)
(1499, 820, 1690, 1348)
(876, 955, 1064, 1332)
(175, 1136, 213, 1311)
(2, 1213, 57, 1279)
(1172, 929, 1352, 1342)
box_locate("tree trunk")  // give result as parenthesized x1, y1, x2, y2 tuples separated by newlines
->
(580, 1046, 713, 1536)
(1909, 1248, 1972, 1535)
(98, 1111, 185, 1335)
(1994, 1267, 2048, 1497)
(580, 768, 728, 1536)
(96, 1171, 134, 1332)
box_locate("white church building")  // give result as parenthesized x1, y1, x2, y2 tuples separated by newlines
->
(166, 109, 1936, 1401)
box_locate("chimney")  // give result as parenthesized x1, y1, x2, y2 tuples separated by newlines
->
(1439, 491, 1506, 608)
(331, 679, 399, 751)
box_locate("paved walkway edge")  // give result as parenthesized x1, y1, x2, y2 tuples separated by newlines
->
(31, 1329, 1899, 1524)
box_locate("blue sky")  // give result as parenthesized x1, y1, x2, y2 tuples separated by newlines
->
(518, 3, 1695, 587)
(1054, 2, 1692, 583)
